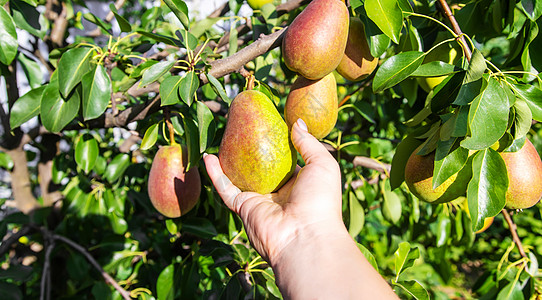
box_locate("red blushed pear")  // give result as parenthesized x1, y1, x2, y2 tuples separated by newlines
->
(501, 138, 542, 209)
(284, 72, 338, 139)
(219, 90, 297, 194)
(336, 17, 378, 82)
(282, 0, 349, 80)
(148, 144, 201, 218)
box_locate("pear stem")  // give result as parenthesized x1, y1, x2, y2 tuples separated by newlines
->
(501, 209, 528, 258)
(164, 108, 176, 146)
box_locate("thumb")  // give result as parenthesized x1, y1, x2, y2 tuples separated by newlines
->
(291, 119, 336, 167)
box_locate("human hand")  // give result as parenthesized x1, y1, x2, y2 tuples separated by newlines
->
(203, 119, 344, 265)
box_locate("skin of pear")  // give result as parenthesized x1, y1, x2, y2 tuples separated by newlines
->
(336, 17, 378, 82)
(219, 90, 297, 194)
(148, 145, 201, 218)
(282, 0, 349, 80)
(284, 73, 338, 139)
(501, 139, 542, 209)
(404, 148, 470, 204)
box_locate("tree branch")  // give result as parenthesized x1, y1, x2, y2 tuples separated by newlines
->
(200, 27, 287, 84)
(437, 0, 472, 61)
(353, 156, 391, 174)
(52, 233, 132, 300)
(0, 226, 36, 257)
(501, 209, 528, 258)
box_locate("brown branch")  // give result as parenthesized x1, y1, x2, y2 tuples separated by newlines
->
(501, 209, 528, 258)
(437, 0, 472, 61)
(353, 156, 391, 174)
(49, 1, 68, 48)
(201, 27, 287, 84)
(105, 0, 127, 22)
(40, 237, 54, 300)
(52, 233, 132, 300)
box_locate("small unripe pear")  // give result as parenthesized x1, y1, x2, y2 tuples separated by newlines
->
(284, 73, 338, 139)
(336, 17, 378, 82)
(501, 139, 542, 209)
(148, 145, 201, 218)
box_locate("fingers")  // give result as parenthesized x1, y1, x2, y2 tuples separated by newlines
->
(203, 153, 242, 211)
(291, 119, 337, 168)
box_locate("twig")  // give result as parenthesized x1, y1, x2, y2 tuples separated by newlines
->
(200, 27, 287, 84)
(40, 237, 54, 300)
(353, 156, 391, 174)
(436, 0, 472, 61)
(501, 209, 528, 258)
(0, 226, 35, 257)
(52, 234, 132, 300)
(338, 76, 373, 107)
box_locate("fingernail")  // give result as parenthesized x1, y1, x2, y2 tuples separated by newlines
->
(203, 153, 208, 158)
(296, 118, 308, 132)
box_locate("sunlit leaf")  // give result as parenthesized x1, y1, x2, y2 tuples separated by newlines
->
(373, 51, 425, 93)
(364, 0, 403, 44)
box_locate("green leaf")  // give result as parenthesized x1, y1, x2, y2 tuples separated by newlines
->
(364, 0, 403, 44)
(109, 210, 128, 234)
(10, 0, 46, 38)
(180, 29, 198, 51)
(190, 17, 220, 38)
(356, 243, 379, 272)
(163, 0, 189, 30)
(436, 212, 452, 247)
(103, 154, 130, 183)
(165, 219, 178, 235)
(140, 60, 175, 87)
(40, 80, 80, 133)
(82, 64, 111, 121)
(0, 281, 23, 300)
(141, 123, 159, 150)
(394, 242, 420, 277)
(206, 73, 231, 104)
(522, 0, 542, 21)
(183, 117, 200, 171)
(373, 51, 425, 93)
(411, 61, 458, 77)
(83, 12, 112, 33)
(390, 133, 423, 190)
(179, 71, 199, 106)
(157, 264, 175, 300)
(75, 134, 99, 174)
(182, 217, 217, 238)
(395, 280, 430, 300)
(467, 149, 508, 232)
(454, 49, 487, 105)
(510, 83, 542, 122)
(433, 143, 469, 189)
(160, 75, 183, 106)
(382, 180, 402, 224)
(461, 77, 509, 150)
(109, 3, 132, 32)
(17, 52, 43, 88)
(496, 280, 524, 300)
(512, 98, 532, 139)
(348, 191, 364, 237)
(430, 71, 466, 113)
(130, 60, 158, 78)
(228, 23, 238, 56)
(0, 6, 18, 65)
(196, 101, 215, 153)
(0, 152, 14, 170)
(137, 30, 182, 47)
(58, 47, 94, 98)
(10, 86, 44, 129)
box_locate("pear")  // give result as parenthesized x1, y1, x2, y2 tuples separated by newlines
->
(404, 146, 471, 204)
(148, 144, 201, 218)
(501, 139, 542, 209)
(284, 73, 338, 139)
(282, 0, 349, 80)
(336, 17, 378, 82)
(219, 90, 297, 194)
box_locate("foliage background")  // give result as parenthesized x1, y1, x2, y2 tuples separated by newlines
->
(0, 0, 542, 299)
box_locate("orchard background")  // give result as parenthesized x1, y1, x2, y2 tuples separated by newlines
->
(1, 0, 542, 299)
